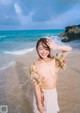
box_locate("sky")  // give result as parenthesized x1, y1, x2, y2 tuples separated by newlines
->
(0, 0, 80, 30)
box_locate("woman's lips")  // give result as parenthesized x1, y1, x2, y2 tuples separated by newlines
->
(41, 53, 47, 56)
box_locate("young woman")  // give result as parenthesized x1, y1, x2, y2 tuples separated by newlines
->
(29, 38, 72, 113)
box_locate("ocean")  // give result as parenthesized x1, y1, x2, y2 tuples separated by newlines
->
(0, 29, 80, 70)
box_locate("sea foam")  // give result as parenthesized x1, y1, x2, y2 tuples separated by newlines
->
(3, 48, 35, 55)
(45, 35, 65, 46)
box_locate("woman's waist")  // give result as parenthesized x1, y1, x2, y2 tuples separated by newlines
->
(43, 86, 56, 90)
(42, 81, 56, 89)
(43, 87, 57, 95)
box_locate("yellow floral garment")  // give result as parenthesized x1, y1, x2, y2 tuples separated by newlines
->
(55, 53, 66, 69)
(29, 53, 66, 108)
(29, 64, 44, 107)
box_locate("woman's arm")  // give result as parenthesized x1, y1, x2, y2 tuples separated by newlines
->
(34, 84, 42, 105)
(54, 45, 72, 57)
(46, 38, 72, 57)
(30, 65, 45, 113)
(34, 84, 45, 113)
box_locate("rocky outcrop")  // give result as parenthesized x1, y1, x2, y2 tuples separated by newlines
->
(59, 25, 80, 42)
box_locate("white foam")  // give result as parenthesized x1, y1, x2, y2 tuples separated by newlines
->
(52, 35, 66, 45)
(0, 61, 16, 71)
(45, 35, 66, 46)
(3, 48, 35, 55)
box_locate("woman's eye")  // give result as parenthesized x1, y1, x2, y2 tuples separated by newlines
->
(39, 48, 43, 50)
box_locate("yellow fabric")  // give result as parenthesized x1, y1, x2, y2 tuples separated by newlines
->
(29, 64, 44, 107)
(55, 53, 66, 69)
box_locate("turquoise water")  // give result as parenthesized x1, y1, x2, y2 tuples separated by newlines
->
(0, 29, 64, 53)
(0, 29, 65, 70)
(0, 29, 80, 70)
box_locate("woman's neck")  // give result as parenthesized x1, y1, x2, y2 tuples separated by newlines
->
(38, 57, 51, 62)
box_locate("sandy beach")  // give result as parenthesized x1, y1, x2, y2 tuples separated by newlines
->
(0, 48, 80, 113)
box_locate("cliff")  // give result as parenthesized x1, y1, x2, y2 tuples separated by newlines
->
(59, 24, 80, 42)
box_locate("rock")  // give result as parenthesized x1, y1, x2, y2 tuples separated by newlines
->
(61, 36, 70, 42)
(59, 24, 80, 42)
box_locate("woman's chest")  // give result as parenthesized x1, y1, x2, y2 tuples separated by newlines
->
(36, 61, 57, 80)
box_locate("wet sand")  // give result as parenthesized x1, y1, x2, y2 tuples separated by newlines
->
(0, 49, 80, 113)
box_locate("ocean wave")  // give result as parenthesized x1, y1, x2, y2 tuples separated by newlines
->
(0, 61, 16, 71)
(45, 35, 66, 46)
(0, 35, 6, 38)
(3, 48, 35, 55)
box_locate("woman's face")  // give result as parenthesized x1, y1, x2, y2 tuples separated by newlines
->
(37, 42, 50, 59)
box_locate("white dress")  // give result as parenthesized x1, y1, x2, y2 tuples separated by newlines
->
(33, 88, 60, 113)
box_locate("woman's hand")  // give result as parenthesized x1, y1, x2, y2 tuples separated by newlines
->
(46, 38, 72, 57)
(38, 104, 45, 113)
(46, 38, 58, 50)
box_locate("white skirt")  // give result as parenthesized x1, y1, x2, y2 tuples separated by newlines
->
(33, 88, 60, 113)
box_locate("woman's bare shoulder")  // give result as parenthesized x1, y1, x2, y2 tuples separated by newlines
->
(51, 56, 55, 62)
(32, 60, 40, 69)
(30, 61, 38, 73)
(34, 59, 40, 65)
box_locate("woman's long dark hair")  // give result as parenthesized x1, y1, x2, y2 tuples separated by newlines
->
(36, 38, 52, 59)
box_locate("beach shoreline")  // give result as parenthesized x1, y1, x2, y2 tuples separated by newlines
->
(0, 48, 80, 113)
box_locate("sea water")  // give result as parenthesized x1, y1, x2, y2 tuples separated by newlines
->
(0, 29, 80, 70)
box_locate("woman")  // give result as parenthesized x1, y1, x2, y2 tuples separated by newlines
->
(29, 38, 72, 113)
